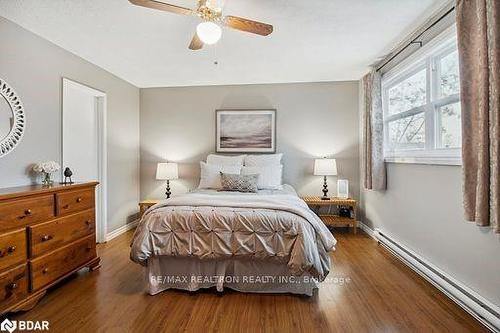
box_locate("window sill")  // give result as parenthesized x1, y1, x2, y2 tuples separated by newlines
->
(384, 156, 462, 166)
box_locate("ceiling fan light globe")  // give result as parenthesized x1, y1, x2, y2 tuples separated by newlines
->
(196, 21, 222, 45)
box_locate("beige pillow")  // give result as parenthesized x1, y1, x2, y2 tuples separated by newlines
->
(198, 162, 241, 189)
(206, 154, 245, 167)
(244, 153, 283, 166)
(241, 165, 283, 189)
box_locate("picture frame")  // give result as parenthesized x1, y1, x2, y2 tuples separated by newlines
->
(216, 109, 276, 153)
(337, 179, 349, 199)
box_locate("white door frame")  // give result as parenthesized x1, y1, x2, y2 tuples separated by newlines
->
(62, 78, 107, 243)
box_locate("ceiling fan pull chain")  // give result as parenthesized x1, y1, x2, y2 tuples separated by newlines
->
(213, 45, 219, 66)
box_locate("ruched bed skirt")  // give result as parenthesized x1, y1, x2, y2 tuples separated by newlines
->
(146, 256, 318, 296)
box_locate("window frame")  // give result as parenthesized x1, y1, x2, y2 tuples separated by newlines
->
(433, 45, 461, 150)
(381, 26, 461, 166)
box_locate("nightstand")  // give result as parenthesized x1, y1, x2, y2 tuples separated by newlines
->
(302, 196, 358, 234)
(139, 199, 160, 217)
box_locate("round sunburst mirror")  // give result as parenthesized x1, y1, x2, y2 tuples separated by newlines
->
(0, 78, 26, 158)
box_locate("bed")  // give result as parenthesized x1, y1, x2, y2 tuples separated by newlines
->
(130, 184, 336, 296)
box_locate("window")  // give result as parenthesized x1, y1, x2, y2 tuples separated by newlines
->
(382, 27, 461, 165)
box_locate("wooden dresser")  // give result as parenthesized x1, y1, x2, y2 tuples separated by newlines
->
(0, 182, 101, 314)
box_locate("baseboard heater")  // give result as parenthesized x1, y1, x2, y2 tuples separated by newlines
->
(375, 229, 500, 332)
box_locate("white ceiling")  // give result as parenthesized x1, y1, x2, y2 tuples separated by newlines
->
(0, 0, 447, 88)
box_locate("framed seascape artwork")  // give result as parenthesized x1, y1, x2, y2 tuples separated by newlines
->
(216, 109, 276, 153)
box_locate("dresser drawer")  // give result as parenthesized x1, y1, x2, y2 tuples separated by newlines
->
(0, 195, 55, 231)
(0, 229, 27, 270)
(56, 189, 95, 216)
(29, 209, 95, 257)
(0, 264, 28, 312)
(29, 235, 96, 291)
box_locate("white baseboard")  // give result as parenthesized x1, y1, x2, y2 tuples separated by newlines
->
(371, 227, 500, 332)
(358, 221, 377, 240)
(105, 220, 139, 242)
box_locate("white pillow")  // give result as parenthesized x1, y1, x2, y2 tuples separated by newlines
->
(198, 162, 241, 189)
(206, 154, 245, 167)
(241, 165, 283, 190)
(244, 153, 283, 166)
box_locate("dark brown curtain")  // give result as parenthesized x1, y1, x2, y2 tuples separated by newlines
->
(456, 0, 499, 232)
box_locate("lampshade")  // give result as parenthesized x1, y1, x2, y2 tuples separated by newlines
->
(156, 162, 178, 180)
(314, 158, 337, 176)
(196, 21, 222, 45)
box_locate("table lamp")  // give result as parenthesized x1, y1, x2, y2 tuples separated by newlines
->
(156, 162, 178, 199)
(314, 158, 337, 200)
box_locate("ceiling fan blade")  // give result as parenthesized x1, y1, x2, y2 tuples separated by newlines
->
(224, 15, 273, 36)
(188, 33, 204, 50)
(129, 0, 194, 16)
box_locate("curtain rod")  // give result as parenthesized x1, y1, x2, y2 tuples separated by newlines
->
(376, 5, 456, 72)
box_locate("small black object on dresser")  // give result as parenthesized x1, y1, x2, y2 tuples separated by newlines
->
(63, 167, 74, 184)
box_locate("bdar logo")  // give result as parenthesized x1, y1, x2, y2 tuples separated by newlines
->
(0, 319, 49, 332)
(0, 318, 17, 333)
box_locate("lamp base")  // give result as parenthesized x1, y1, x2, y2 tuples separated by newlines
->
(165, 179, 171, 199)
(321, 176, 329, 200)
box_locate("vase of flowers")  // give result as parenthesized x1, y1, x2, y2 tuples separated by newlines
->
(33, 161, 61, 186)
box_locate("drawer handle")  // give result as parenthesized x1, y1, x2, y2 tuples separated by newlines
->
(41, 235, 53, 242)
(85, 220, 92, 227)
(76, 197, 82, 203)
(42, 268, 49, 274)
(7, 282, 17, 290)
(63, 204, 70, 209)
(18, 209, 32, 219)
(0, 246, 16, 257)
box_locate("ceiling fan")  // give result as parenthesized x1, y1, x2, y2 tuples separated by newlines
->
(129, 0, 273, 50)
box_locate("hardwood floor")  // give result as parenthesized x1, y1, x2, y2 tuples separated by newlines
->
(7, 229, 487, 332)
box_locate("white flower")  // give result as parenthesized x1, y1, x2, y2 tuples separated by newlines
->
(43, 161, 60, 173)
(33, 161, 60, 174)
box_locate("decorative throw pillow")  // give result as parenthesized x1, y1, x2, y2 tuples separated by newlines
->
(198, 162, 241, 189)
(206, 154, 245, 167)
(241, 165, 283, 190)
(220, 172, 259, 193)
(243, 153, 283, 166)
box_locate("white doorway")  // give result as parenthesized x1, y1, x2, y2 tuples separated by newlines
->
(62, 78, 107, 243)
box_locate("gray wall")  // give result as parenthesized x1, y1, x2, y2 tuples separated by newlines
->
(0, 17, 140, 233)
(358, 88, 500, 306)
(140, 82, 359, 200)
